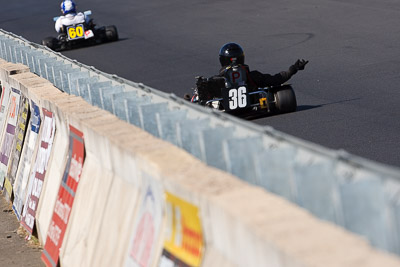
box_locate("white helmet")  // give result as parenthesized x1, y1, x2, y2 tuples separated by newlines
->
(61, 1, 77, 15)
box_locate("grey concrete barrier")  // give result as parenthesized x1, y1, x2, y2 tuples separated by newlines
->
(1, 29, 400, 257)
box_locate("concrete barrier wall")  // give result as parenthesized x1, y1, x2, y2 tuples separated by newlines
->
(1, 59, 400, 266)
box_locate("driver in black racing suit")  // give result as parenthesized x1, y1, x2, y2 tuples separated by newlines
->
(191, 42, 308, 105)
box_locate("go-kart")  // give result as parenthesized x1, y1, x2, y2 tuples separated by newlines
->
(187, 76, 297, 118)
(42, 11, 118, 51)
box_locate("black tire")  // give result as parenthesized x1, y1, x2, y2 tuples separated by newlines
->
(274, 86, 297, 113)
(105, 25, 118, 42)
(42, 37, 58, 50)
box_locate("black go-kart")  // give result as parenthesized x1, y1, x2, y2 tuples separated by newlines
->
(186, 66, 297, 118)
(42, 11, 118, 51)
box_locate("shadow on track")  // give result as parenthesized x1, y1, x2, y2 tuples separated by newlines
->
(56, 37, 129, 52)
(246, 97, 361, 121)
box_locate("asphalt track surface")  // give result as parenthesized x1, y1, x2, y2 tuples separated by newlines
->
(2, 0, 400, 168)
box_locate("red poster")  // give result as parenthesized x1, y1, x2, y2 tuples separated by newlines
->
(42, 125, 85, 267)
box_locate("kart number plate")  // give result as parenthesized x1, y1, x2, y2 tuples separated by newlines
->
(67, 24, 85, 40)
(223, 86, 249, 111)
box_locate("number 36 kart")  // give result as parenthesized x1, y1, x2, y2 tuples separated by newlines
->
(42, 11, 118, 51)
(188, 76, 297, 118)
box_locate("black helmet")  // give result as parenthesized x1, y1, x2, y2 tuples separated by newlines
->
(219, 42, 245, 67)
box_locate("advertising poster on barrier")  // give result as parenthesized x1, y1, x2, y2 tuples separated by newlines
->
(4, 95, 30, 199)
(0, 87, 21, 189)
(158, 192, 204, 267)
(125, 174, 164, 267)
(42, 125, 85, 267)
(13, 100, 41, 220)
(20, 108, 55, 234)
(0, 80, 11, 140)
(0, 81, 11, 141)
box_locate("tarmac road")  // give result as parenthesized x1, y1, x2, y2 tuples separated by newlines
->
(0, 195, 43, 266)
(2, 0, 400, 167)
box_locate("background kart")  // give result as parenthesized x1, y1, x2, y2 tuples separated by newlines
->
(42, 11, 118, 51)
(190, 77, 297, 118)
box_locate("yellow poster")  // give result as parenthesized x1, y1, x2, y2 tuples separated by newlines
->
(162, 192, 204, 267)
(4, 178, 12, 197)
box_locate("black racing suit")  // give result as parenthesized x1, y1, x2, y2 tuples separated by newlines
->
(196, 63, 299, 103)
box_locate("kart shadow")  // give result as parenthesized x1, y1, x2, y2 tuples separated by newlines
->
(244, 105, 321, 121)
(296, 98, 362, 112)
(59, 37, 128, 52)
(296, 104, 323, 112)
(246, 97, 361, 121)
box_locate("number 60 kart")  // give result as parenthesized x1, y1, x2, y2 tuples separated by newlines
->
(42, 10, 118, 51)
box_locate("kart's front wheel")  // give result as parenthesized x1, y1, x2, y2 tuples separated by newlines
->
(105, 25, 118, 42)
(42, 37, 58, 50)
(274, 86, 297, 113)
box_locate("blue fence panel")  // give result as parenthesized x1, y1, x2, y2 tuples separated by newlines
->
(156, 110, 187, 146)
(254, 146, 296, 202)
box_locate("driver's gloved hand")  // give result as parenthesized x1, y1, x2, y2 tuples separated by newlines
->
(289, 59, 309, 76)
(294, 59, 309, 70)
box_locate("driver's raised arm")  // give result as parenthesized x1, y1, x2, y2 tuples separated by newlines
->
(250, 59, 309, 87)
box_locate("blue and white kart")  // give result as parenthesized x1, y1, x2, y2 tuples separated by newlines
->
(42, 11, 118, 51)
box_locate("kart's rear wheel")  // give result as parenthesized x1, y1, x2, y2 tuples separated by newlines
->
(105, 25, 118, 42)
(42, 37, 58, 50)
(274, 86, 297, 113)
